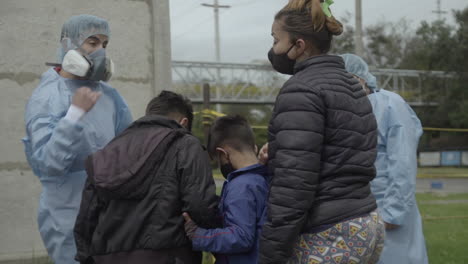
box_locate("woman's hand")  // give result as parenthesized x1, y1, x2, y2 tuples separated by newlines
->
(258, 143, 269, 165)
(384, 222, 399, 230)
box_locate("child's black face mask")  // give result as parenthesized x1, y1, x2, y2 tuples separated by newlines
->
(217, 148, 235, 179)
(220, 163, 235, 179)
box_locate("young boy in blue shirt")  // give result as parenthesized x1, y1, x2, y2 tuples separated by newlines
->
(183, 115, 269, 264)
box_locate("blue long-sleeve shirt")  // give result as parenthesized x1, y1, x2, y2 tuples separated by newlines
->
(192, 164, 268, 264)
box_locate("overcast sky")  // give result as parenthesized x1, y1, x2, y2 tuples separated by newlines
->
(169, 0, 467, 63)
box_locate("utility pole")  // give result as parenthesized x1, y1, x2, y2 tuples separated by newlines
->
(355, 0, 364, 57)
(202, 0, 230, 112)
(432, 0, 447, 20)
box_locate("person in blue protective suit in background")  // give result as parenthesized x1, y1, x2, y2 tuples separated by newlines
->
(341, 53, 428, 264)
(22, 15, 133, 264)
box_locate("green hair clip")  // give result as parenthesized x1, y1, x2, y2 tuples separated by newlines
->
(321, 0, 334, 18)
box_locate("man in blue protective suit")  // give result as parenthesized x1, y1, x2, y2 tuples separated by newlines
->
(23, 15, 133, 264)
(341, 54, 428, 264)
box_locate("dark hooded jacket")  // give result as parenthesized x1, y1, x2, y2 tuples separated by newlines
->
(259, 55, 378, 263)
(74, 115, 218, 264)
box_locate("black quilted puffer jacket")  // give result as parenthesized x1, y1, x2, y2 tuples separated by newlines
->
(259, 55, 378, 264)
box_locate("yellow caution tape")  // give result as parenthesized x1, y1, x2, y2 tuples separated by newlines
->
(201, 115, 216, 120)
(209, 110, 226, 117)
(195, 110, 468, 133)
(195, 109, 226, 117)
(250, 126, 468, 132)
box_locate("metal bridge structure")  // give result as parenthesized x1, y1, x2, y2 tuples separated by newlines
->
(171, 61, 454, 106)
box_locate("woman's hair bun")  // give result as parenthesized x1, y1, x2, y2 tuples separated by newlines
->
(284, 0, 343, 36)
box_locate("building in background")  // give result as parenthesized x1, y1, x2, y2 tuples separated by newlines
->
(0, 0, 171, 260)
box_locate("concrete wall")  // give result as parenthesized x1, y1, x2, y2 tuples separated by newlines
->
(0, 0, 162, 260)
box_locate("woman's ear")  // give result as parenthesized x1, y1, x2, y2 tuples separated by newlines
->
(293, 38, 307, 59)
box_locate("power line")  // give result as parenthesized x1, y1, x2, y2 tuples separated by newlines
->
(172, 0, 267, 40)
(233, 0, 263, 8)
(173, 16, 213, 39)
(172, 3, 203, 20)
(172, 8, 230, 39)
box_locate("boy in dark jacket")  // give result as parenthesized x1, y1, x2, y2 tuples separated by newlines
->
(183, 115, 269, 264)
(74, 91, 218, 264)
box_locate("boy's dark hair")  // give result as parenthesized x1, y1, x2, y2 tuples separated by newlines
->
(146, 90, 194, 131)
(208, 115, 256, 157)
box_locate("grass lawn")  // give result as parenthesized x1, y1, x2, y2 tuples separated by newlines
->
(417, 193, 468, 264)
(417, 192, 468, 201)
(25, 193, 467, 264)
(209, 191, 468, 264)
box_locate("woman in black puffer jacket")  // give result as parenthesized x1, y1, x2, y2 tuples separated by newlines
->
(259, 1, 385, 263)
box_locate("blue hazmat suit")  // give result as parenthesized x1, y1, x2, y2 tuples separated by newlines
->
(341, 54, 428, 264)
(22, 15, 132, 264)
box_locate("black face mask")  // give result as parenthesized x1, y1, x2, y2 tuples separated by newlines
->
(268, 44, 296, 75)
(220, 163, 235, 179)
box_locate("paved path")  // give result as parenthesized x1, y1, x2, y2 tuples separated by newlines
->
(415, 178, 468, 193)
(0, 170, 46, 261)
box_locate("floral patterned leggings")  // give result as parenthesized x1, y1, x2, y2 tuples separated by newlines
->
(288, 210, 385, 264)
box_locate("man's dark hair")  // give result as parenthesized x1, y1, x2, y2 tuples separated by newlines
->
(207, 115, 256, 157)
(146, 90, 194, 131)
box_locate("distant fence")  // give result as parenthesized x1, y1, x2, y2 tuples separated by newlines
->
(419, 151, 468, 167)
